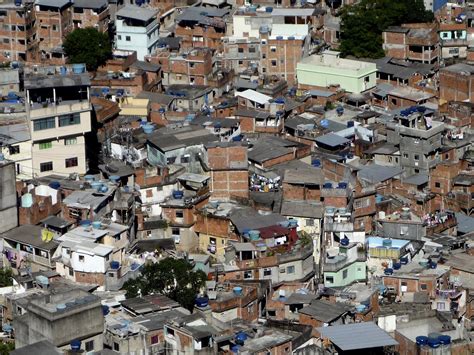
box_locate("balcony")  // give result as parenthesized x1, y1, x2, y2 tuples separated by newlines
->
(324, 253, 366, 272)
(28, 100, 91, 120)
(441, 38, 468, 47)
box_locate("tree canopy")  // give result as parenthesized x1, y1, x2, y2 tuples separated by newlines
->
(122, 258, 207, 312)
(63, 28, 112, 72)
(339, 0, 434, 58)
(0, 268, 13, 288)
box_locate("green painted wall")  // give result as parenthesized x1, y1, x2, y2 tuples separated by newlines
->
(296, 60, 377, 94)
(324, 261, 367, 287)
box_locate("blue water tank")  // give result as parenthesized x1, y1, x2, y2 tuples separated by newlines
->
(14, 0, 22, 7)
(48, 181, 61, 189)
(337, 182, 348, 189)
(355, 305, 366, 313)
(276, 36, 284, 40)
(110, 261, 120, 270)
(109, 175, 120, 183)
(232, 135, 243, 142)
(102, 305, 110, 315)
(231, 345, 241, 353)
(336, 106, 344, 115)
(384, 268, 393, 275)
(375, 194, 383, 203)
(21, 193, 33, 208)
(195, 296, 209, 307)
(80, 220, 92, 227)
(72, 63, 86, 74)
(393, 262, 401, 270)
(92, 221, 102, 229)
(279, 221, 290, 228)
(340, 237, 349, 246)
(428, 338, 440, 348)
(438, 335, 451, 345)
(274, 97, 285, 104)
(400, 257, 408, 265)
(248, 230, 261, 241)
(288, 219, 298, 228)
(311, 158, 321, 167)
(143, 124, 155, 134)
(265, 7, 273, 12)
(323, 182, 333, 189)
(416, 336, 429, 346)
(172, 190, 184, 199)
(84, 174, 95, 182)
(100, 185, 109, 193)
(91, 181, 102, 191)
(159, 107, 166, 113)
(233, 287, 243, 296)
(347, 120, 354, 128)
(430, 262, 437, 269)
(235, 331, 248, 344)
(71, 340, 81, 351)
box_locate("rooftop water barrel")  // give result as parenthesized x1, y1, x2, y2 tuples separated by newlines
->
(288, 36, 295, 40)
(323, 182, 333, 189)
(393, 262, 401, 270)
(337, 182, 347, 189)
(0, 153, 4, 161)
(347, 120, 354, 128)
(231, 345, 241, 353)
(2, 324, 13, 333)
(109, 175, 120, 183)
(91, 181, 102, 191)
(382, 239, 392, 247)
(416, 336, 429, 346)
(110, 261, 120, 270)
(21, 193, 33, 208)
(340, 237, 349, 246)
(92, 221, 102, 229)
(60, 66, 67, 75)
(320, 119, 329, 127)
(232, 134, 243, 141)
(375, 194, 383, 203)
(427, 338, 440, 348)
(338, 207, 347, 214)
(80, 220, 92, 227)
(48, 181, 61, 189)
(276, 36, 284, 40)
(288, 219, 298, 228)
(265, 7, 273, 12)
(438, 335, 451, 345)
(400, 256, 408, 265)
(311, 158, 321, 167)
(355, 305, 366, 313)
(14, 0, 22, 7)
(143, 124, 155, 134)
(195, 296, 209, 308)
(336, 106, 344, 115)
(248, 230, 261, 241)
(274, 97, 285, 104)
(36, 275, 49, 285)
(325, 207, 335, 214)
(84, 174, 95, 182)
(233, 287, 243, 296)
(249, 5, 257, 11)
(102, 305, 110, 316)
(279, 221, 291, 228)
(159, 107, 166, 113)
(430, 261, 437, 269)
(100, 185, 109, 193)
(172, 190, 184, 199)
(235, 331, 248, 344)
(384, 268, 393, 275)
(56, 304, 67, 311)
(70, 340, 81, 351)
(72, 63, 86, 74)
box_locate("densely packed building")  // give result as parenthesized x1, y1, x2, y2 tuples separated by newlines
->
(0, 0, 473, 354)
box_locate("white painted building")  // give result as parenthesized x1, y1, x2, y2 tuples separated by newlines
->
(115, 5, 160, 60)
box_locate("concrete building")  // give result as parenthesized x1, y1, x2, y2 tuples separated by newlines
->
(0, 158, 17, 234)
(386, 110, 444, 176)
(13, 289, 104, 352)
(439, 63, 474, 103)
(297, 52, 377, 93)
(72, 0, 110, 32)
(382, 24, 439, 64)
(0, 0, 39, 62)
(115, 6, 159, 60)
(24, 64, 92, 177)
(439, 21, 468, 60)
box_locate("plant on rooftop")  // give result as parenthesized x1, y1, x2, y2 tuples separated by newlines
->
(339, 0, 434, 59)
(122, 257, 207, 312)
(63, 28, 112, 72)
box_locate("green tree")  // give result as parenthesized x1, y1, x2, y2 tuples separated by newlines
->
(63, 28, 112, 71)
(123, 258, 207, 312)
(0, 268, 13, 288)
(0, 342, 14, 355)
(339, 0, 434, 59)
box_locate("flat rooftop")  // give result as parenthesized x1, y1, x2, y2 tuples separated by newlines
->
(299, 54, 376, 72)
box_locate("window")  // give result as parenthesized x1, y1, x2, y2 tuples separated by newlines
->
(400, 226, 409, 235)
(79, 255, 85, 262)
(113, 342, 120, 351)
(403, 153, 409, 159)
(364, 76, 370, 83)
(126, 36, 131, 41)
(270, 46, 276, 52)
(65, 157, 78, 168)
(238, 60, 243, 65)
(391, 98, 397, 105)
(167, 156, 176, 164)
(238, 48, 244, 53)
(181, 154, 190, 163)
(414, 154, 420, 161)
(325, 276, 334, 284)
(59, 113, 80, 127)
(244, 271, 252, 279)
(151, 335, 159, 344)
(33, 117, 55, 131)
(249, 47, 256, 53)
(40, 161, 53, 172)
(9, 145, 20, 155)
(262, 53, 266, 59)
(85, 340, 94, 352)
(342, 269, 348, 279)
(68, 267, 74, 276)
(414, 169, 419, 173)
(287, 265, 295, 274)
(305, 218, 314, 226)
(52, 24, 58, 31)
(3, 38, 9, 44)
(172, 228, 180, 244)
(39, 141, 52, 150)
(267, 310, 276, 317)
(435, 182, 441, 188)
(263, 268, 271, 276)
(176, 210, 184, 218)
(420, 284, 427, 290)
(118, 35, 122, 40)
(64, 137, 77, 145)
(271, 60, 277, 67)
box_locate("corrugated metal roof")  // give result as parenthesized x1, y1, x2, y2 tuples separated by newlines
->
(317, 322, 398, 350)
